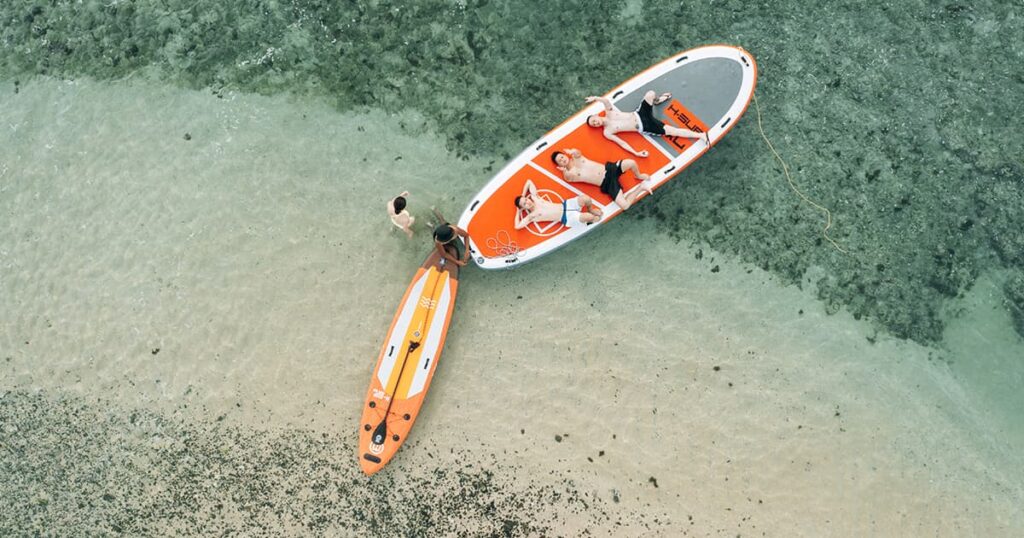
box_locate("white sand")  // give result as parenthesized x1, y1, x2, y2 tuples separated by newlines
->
(1, 78, 1021, 535)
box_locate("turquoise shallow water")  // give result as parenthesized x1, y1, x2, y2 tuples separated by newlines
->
(1, 0, 1023, 535)
(3, 0, 1021, 342)
(1, 75, 1022, 535)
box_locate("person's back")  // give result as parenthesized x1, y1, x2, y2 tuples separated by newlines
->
(432, 215, 471, 267)
(387, 191, 415, 239)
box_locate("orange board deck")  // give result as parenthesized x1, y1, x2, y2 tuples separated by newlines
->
(358, 249, 460, 475)
(457, 45, 758, 270)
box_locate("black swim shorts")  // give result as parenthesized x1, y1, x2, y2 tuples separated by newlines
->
(600, 161, 624, 199)
(636, 100, 665, 136)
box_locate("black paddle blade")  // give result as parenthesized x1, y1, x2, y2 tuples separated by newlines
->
(371, 420, 388, 445)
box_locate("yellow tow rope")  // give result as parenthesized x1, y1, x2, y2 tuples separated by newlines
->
(753, 93, 847, 254)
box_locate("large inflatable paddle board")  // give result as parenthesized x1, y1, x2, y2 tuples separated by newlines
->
(358, 249, 460, 475)
(457, 45, 757, 269)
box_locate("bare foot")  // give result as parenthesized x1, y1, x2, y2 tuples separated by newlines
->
(653, 92, 672, 105)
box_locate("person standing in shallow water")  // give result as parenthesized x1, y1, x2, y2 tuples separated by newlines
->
(432, 210, 471, 267)
(387, 191, 415, 239)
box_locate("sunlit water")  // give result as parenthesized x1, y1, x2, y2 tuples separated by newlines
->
(1, 78, 1021, 535)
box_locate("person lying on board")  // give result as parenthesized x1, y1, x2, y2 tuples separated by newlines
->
(432, 212, 471, 267)
(514, 179, 602, 230)
(552, 148, 651, 210)
(387, 191, 415, 239)
(585, 91, 709, 156)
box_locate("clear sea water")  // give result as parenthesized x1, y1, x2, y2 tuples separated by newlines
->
(1, 1, 1022, 535)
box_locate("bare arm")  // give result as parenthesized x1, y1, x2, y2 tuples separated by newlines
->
(556, 149, 581, 176)
(514, 210, 536, 230)
(435, 241, 456, 263)
(604, 130, 647, 157)
(585, 95, 612, 111)
(388, 191, 409, 212)
(455, 226, 471, 264)
(514, 180, 536, 228)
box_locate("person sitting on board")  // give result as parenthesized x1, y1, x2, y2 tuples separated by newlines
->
(432, 212, 471, 267)
(585, 91, 709, 157)
(513, 179, 602, 230)
(551, 148, 651, 210)
(387, 191, 415, 239)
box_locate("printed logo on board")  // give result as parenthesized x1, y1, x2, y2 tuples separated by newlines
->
(664, 100, 706, 151)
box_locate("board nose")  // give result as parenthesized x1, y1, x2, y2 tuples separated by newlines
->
(360, 453, 383, 475)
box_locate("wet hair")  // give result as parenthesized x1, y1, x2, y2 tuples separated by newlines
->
(551, 151, 565, 165)
(393, 196, 406, 214)
(433, 223, 454, 243)
(514, 195, 523, 209)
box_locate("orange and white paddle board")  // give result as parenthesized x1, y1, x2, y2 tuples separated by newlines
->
(457, 45, 757, 269)
(358, 249, 460, 475)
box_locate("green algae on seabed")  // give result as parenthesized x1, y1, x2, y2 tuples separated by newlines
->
(0, 391, 651, 536)
(2, 0, 1023, 344)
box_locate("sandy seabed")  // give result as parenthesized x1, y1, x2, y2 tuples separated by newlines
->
(1, 78, 1022, 536)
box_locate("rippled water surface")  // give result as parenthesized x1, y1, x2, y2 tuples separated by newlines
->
(1, 1, 1022, 535)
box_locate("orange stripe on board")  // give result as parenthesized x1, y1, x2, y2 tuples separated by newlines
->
(383, 267, 440, 396)
(660, 99, 710, 153)
(395, 272, 447, 399)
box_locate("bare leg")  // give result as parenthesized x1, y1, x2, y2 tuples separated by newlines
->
(578, 195, 603, 218)
(644, 89, 672, 106)
(615, 189, 644, 210)
(619, 159, 650, 181)
(619, 159, 653, 195)
(664, 125, 710, 145)
(615, 190, 631, 210)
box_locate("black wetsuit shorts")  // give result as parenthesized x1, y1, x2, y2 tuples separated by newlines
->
(636, 100, 665, 136)
(600, 161, 624, 199)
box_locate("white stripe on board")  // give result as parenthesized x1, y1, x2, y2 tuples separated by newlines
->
(376, 270, 431, 387)
(406, 273, 451, 398)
